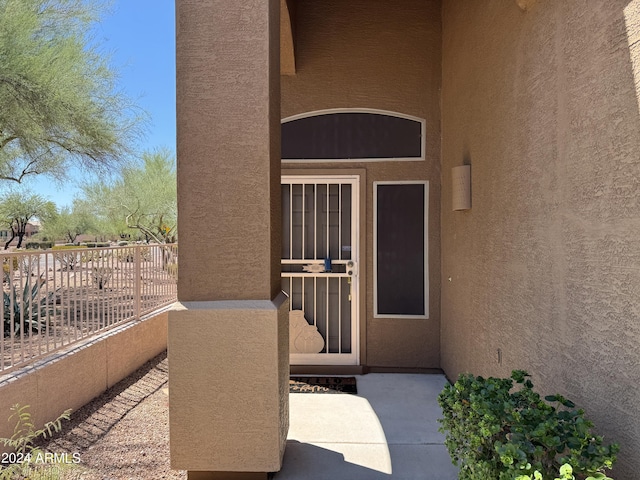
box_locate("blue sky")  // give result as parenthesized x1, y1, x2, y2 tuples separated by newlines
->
(23, 0, 176, 208)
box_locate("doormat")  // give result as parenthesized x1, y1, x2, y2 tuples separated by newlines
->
(289, 376, 357, 394)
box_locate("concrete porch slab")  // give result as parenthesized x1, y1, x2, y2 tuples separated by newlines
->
(274, 373, 458, 479)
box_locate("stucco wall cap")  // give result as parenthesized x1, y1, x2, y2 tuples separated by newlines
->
(175, 292, 288, 312)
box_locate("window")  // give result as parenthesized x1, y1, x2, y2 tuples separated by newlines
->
(374, 181, 428, 318)
(282, 109, 425, 162)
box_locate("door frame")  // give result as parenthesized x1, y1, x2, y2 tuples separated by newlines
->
(281, 172, 364, 366)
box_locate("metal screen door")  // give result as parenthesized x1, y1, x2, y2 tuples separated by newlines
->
(282, 175, 359, 365)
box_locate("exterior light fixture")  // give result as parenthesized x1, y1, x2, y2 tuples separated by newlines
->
(452, 165, 471, 211)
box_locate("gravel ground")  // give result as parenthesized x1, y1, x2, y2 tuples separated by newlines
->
(39, 351, 186, 480)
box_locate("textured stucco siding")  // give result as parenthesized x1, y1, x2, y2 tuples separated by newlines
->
(169, 297, 289, 472)
(441, 1, 640, 478)
(176, 0, 281, 302)
(282, 0, 442, 369)
(173, 1, 288, 474)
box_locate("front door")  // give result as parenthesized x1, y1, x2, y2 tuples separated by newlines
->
(281, 175, 359, 365)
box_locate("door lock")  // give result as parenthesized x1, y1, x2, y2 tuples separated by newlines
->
(347, 260, 355, 276)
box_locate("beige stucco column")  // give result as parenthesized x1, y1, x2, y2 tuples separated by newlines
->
(170, 1, 287, 479)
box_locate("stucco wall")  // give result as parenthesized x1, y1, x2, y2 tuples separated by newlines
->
(0, 312, 168, 449)
(281, 0, 442, 369)
(176, 0, 282, 303)
(441, 1, 640, 477)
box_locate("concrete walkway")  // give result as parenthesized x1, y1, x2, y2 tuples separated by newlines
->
(276, 374, 459, 480)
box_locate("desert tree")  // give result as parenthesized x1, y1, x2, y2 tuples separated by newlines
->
(82, 148, 176, 244)
(0, 0, 144, 184)
(41, 199, 95, 244)
(0, 191, 55, 249)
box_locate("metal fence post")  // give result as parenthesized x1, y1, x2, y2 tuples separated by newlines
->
(134, 246, 142, 320)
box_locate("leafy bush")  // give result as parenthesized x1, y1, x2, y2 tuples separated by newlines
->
(25, 241, 53, 250)
(438, 370, 619, 480)
(515, 463, 614, 480)
(0, 404, 72, 480)
(2, 257, 19, 282)
(1, 254, 40, 278)
(84, 242, 110, 248)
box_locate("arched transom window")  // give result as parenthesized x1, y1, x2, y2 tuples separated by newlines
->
(282, 109, 425, 162)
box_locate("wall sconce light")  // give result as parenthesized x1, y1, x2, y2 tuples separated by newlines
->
(452, 165, 471, 211)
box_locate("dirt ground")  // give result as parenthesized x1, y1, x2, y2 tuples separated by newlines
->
(39, 351, 186, 480)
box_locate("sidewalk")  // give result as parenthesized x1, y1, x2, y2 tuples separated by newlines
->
(39, 354, 458, 479)
(277, 374, 458, 479)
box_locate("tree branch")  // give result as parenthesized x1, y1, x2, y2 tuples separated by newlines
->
(0, 136, 18, 149)
(0, 160, 41, 183)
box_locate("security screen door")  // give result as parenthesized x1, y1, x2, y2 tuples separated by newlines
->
(281, 176, 359, 365)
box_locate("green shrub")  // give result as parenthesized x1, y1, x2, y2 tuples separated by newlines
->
(515, 463, 614, 480)
(2, 257, 19, 280)
(25, 241, 54, 250)
(0, 404, 73, 480)
(51, 245, 83, 251)
(438, 370, 619, 480)
(84, 242, 110, 248)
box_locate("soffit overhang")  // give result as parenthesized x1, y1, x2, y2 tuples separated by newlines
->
(280, 0, 296, 75)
